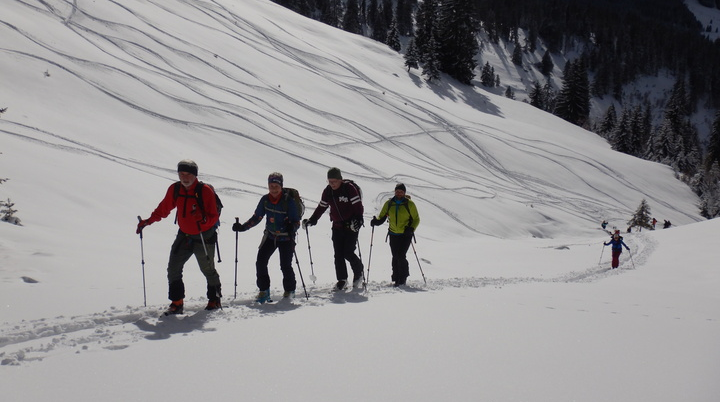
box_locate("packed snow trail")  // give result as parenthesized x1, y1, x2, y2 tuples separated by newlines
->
(0, 232, 653, 365)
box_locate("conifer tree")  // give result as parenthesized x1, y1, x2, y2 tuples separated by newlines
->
(598, 104, 617, 137)
(319, 0, 343, 27)
(504, 86, 515, 99)
(422, 34, 441, 82)
(480, 62, 494, 87)
(511, 44, 523, 66)
(627, 199, 653, 231)
(528, 81, 544, 110)
(705, 110, 720, 170)
(371, 1, 388, 42)
(342, 0, 362, 34)
(437, 0, 478, 85)
(395, 0, 414, 36)
(540, 50, 554, 76)
(612, 108, 633, 154)
(554, 59, 590, 126)
(404, 38, 420, 71)
(415, 0, 438, 62)
(386, 17, 402, 51)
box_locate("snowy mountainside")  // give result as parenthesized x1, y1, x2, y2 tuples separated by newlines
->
(0, 0, 701, 237)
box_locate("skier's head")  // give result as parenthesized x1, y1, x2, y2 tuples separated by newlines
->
(177, 159, 198, 176)
(268, 172, 283, 197)
(327, 167, 343, 190)
(268, 172, 283, 187)
(395, 183, 406, 198)
(327, 167, 342, 180)
(177, 159, 198, 188)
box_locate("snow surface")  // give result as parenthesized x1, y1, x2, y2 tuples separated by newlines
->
(0, 0, 718, 401)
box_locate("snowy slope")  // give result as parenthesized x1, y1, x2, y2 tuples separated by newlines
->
(0, 1, 717, 401)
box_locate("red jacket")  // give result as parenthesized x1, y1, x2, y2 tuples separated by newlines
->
(148, 180, 219, 235)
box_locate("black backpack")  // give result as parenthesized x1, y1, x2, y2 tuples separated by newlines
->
(173, 181, 223, 221)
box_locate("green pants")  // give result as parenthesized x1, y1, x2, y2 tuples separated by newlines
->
(167, 229, 221, 301)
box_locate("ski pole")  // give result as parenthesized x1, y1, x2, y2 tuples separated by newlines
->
(366, 226, 375, 289)
(137, 216, 147, 307)
(196, 221, 210, 262)
(628, 248, 636, 269)
(293, 249, 310, 300)
(234, 217, 239, 299)
(215, 233, 222, 263)
(598, 244, 606, 266)
(356, 236, 365, 285)
(304, 225, 316, 283)
(411, 234, 427, 285)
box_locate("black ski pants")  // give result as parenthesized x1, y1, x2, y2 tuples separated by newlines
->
(255, 235, 296, 292)
(331, 227, 363, 281)
(389, 233, 412, 284)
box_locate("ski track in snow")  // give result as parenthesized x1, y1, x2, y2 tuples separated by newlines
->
(0, 233, 655, 366)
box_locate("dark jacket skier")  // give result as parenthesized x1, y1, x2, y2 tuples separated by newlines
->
(303, 167, 364, 290)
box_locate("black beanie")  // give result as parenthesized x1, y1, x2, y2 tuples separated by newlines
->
(177, 160, 198, 176)
(395, 183, 406, 192)
(327, 167, 343, 180)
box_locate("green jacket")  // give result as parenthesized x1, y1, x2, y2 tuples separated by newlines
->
(376, 196, 420, 235)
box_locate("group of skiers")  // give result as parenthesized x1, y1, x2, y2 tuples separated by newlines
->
(136, 160, 420, 314)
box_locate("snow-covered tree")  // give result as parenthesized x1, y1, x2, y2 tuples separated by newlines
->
(404, 38, 420, 71)
(422, 35, 441, 82)
(386, 16, 401, 51)
(627, 199, 653, 231)
(1, 198, 20, 225)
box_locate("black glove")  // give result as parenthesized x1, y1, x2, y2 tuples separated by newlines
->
(302, 217, 317, 229)
(136, 219, 150, 234)
(232, 222, 248, 232)
(404, 226, 414, 236)
(370, 217, 384, 227)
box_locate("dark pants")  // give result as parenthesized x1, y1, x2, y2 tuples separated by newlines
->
(389, 233, 412, 283)
(331, 228, 363, 281)
(167, 229, 221, 301)
(611, 249, 622, 268)
(256, 235, 296, 292)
